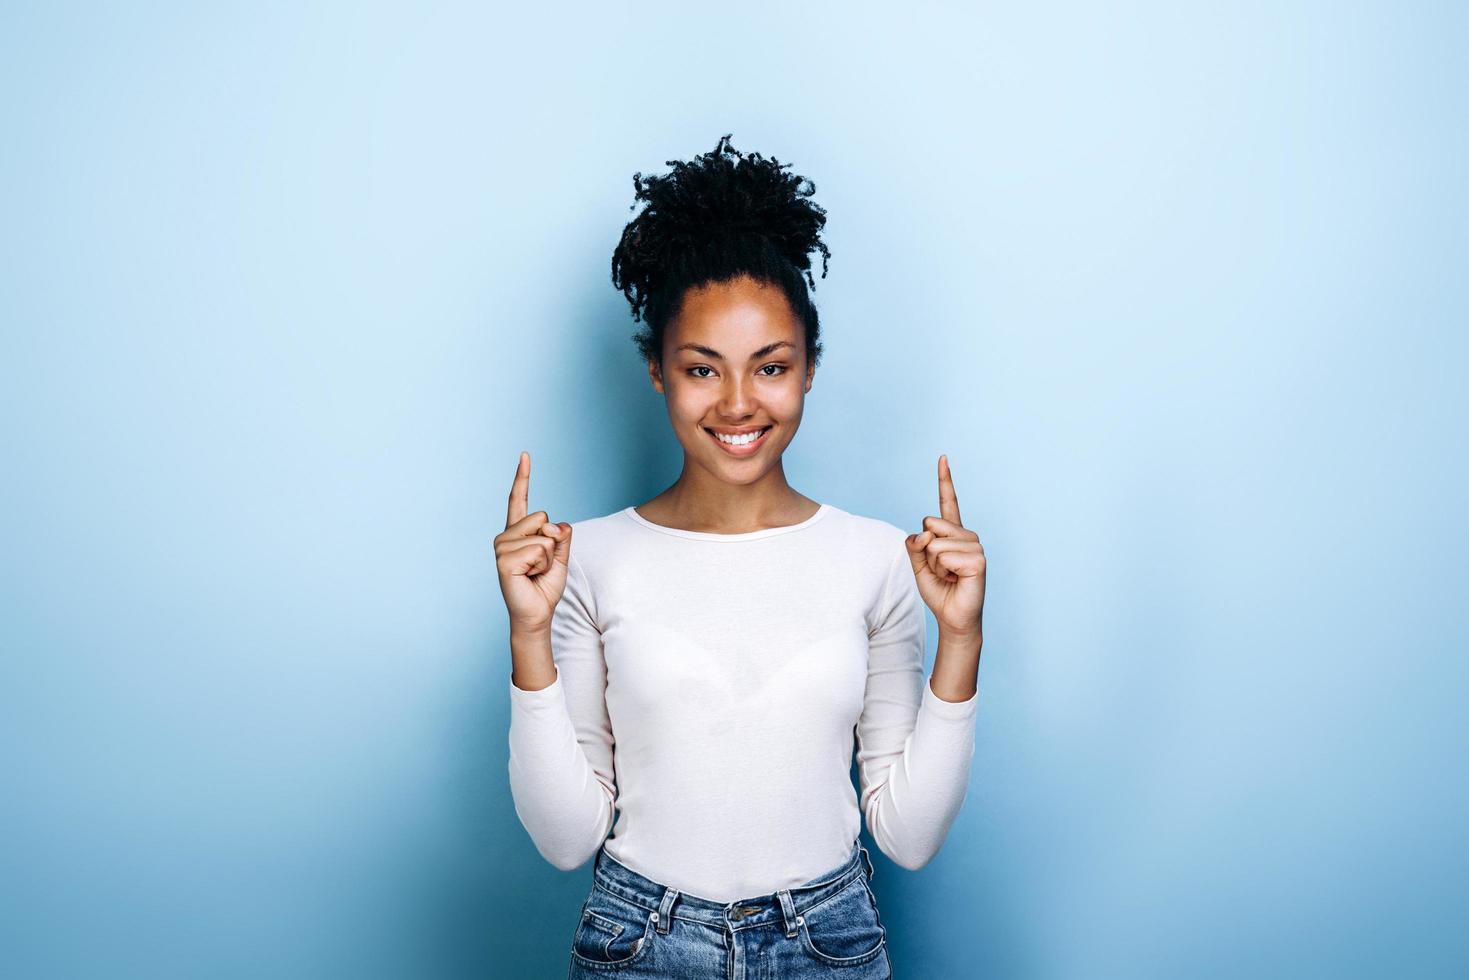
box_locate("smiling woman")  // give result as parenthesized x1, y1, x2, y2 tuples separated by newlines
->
(650, 276, 811, 484)
(610, 133, 832, 533)
(497, 134, 986, 980)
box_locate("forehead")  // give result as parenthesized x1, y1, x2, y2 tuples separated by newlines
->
(670, 276, 800, 348)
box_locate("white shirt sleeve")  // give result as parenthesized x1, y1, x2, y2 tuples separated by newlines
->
(506, 551, 617, 871)
(855, 545, 980, 870)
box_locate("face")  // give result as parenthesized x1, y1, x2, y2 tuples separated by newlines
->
(648, 275, 814, 485)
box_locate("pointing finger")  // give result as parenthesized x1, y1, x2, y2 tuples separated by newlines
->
(938, 454, 962, 526)
(506, 451, 530, 527)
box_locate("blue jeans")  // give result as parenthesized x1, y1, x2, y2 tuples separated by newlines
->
(567, 840, 893, 978)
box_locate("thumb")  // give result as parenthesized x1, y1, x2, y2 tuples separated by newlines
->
(551, 522, 572, 565)
(904, 530, 932, 575)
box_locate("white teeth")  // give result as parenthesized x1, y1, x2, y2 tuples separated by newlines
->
(714, 427, 768, 446)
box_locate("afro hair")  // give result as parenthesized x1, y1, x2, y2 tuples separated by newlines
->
(610, 134, 831, 368)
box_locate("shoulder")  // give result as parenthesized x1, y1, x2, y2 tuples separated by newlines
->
(818, 504, 910, 566)
(819, 507, 917, 625)
(560, 507, 634, 563)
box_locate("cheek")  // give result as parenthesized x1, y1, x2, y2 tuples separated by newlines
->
(669, 386, 699, 411)
(769, 384, 805, 419)
(666, 386, 712, 424)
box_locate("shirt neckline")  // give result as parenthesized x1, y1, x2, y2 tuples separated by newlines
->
(622, 502, 833, 541)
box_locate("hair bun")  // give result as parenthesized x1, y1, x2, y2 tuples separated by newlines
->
(611, 134, 831, 369)
(614, 134, 830, 308)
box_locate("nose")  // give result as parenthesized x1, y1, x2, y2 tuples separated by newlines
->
(718, 375, 756, 419)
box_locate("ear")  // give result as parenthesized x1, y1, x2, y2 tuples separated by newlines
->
(804, 361, 815, 393)
(648, 358, 665, 394)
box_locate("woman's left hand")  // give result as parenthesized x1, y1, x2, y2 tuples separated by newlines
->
(905, 455, 986, 641)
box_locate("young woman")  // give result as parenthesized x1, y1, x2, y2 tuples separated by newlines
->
(496, 135, 986, 979)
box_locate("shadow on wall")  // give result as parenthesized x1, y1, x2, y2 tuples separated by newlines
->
(439, 285, 685, 977)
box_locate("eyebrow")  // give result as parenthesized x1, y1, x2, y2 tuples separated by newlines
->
(673, 341, 796, 360)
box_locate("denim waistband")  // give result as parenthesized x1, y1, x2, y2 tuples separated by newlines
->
(591, 840, 876, 937)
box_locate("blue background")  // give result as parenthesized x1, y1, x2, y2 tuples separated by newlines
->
(2, 2, 1465, 977)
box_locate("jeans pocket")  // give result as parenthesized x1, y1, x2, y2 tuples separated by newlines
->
(570, 885, 655, 970)
(797, 875, 888, 967)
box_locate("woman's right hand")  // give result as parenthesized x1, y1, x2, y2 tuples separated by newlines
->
(495, 451, 571, 636)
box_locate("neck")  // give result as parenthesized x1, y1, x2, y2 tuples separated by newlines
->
(643, 461, 816, 534)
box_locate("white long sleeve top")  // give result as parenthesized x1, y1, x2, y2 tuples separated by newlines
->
(506, 501, 979, 903)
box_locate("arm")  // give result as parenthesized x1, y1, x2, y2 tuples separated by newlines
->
(855, 546, 979, 871)
(507, 551, 616, 871)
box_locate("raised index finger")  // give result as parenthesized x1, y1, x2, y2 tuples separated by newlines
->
(506, 451, 530, 527)
(938, 454, 963, 526)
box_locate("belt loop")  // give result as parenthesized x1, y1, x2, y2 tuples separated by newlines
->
(858, 842, 875, 880)
(776, 888, 799, 938)
(655, 887, 678, 935)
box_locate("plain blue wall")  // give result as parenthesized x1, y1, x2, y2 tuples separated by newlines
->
(2, 2, 1465, 977)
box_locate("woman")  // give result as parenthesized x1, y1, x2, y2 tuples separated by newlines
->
(497, 135, 986, 978)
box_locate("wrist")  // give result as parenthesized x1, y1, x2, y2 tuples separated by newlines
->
(509, 622, 552, 641)
(509, 627, 556, 694)
(937, 625, 983, 647)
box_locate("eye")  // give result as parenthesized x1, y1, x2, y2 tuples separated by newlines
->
(759, 364, 787, 377)
(687, 366, 715, 378)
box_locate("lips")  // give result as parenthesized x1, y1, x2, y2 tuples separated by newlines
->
(704, 425, 773, 456)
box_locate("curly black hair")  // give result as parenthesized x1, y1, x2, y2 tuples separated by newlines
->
(611, 134, 830, 370)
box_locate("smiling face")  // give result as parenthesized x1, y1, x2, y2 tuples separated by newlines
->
(649, 274, 814, 486)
